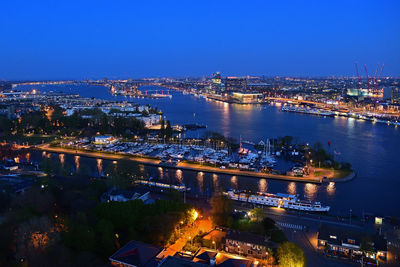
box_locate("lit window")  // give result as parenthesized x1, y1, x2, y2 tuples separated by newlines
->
(329, 235, 337, 239)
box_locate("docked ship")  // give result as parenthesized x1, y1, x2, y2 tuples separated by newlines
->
(135, 178, 189, 192)
(151, 93, 172, 98)
(281, 106, 335, 117)
(226, 190, 330, 212)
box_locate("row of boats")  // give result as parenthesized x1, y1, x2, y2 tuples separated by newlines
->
(281, 105, 400, 126)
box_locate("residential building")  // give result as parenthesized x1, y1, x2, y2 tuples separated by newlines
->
(224, 230, 271, 259)
(317, 224, 387, 265)
(109, 240, 163, 267)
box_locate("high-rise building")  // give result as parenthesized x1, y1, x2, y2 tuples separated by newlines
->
(211, 72, 223, 93)
(391, 87, 400, 104)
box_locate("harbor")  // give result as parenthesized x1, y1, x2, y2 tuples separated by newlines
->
(9, 84, 400, 217)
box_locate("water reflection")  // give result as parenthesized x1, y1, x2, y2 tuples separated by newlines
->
(158, 167, 164, 179)
(74, 155, 80, 171)
(197, 172, 204, 193)
(258, 179, 267, 193)
(59, 154, 65, 166)
(212, 173, 219, 190)
(139, 164, 145, 173)
(176, 169, 183, 183)
(287, 182, 296, 195)
(327, 182, 336, 196)
(231, 176, 238, 189)
(304, 183, 317, 200)
(96, 158, 103, 175)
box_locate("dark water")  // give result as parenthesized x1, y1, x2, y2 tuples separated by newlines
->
(16, 84, 400, 217)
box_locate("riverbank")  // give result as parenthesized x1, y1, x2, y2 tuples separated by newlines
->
(34, 144, 353, 184)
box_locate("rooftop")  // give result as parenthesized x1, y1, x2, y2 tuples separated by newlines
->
(109, 240, 163, 267)
(226, 230, 268, 247)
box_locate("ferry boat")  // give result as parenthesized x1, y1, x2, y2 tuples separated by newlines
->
(135, 178, 189, 192)
(151, 93, 172, 98)
(226, 190, 330, 212)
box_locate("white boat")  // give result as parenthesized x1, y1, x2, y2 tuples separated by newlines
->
(226, 190, 330, 212)
(151, 93, 172, 98)
(135, 178, 189, 192)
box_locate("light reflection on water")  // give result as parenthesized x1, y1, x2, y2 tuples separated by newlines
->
(287, 182, 296, 195)
(74, 155, 80, 171)
(258, 179, 267, 193)
(96, 158, 103, 175)
(197, 172, 204, 193)
(212, 173, 219, 190)
(231, 176, 238, 189)
(304, 183, 317, 200)
(158, 167, 164, 179)
(139, 164, 145, 173)
(327, 182, 336, 196)
(176, 169, 183, 183)
(59, 154, 65, 166)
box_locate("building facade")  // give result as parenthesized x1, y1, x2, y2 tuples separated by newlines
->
(224, 230, 270, 259)
(317, 224, 387, 265)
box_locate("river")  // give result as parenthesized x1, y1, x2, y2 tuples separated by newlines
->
(15, 84, 400, 217)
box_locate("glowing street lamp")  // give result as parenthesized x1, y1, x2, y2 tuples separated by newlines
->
(193, 210, 199, 221)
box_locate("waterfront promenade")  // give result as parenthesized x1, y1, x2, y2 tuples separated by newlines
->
(34, 144, 350, 184)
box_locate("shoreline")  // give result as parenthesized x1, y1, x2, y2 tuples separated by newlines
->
(33, 145, 354, 184)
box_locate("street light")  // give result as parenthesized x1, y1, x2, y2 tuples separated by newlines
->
(212, 240, 216, 250)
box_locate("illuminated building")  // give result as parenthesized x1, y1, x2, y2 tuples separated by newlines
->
(231, 92, 263, 103)
(211, 72, 223, 92)
(317, 224, 387, 265)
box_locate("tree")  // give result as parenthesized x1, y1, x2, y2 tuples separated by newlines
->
(160, 119, 165, 138)
(105, 159, 141, 189)
(0, 116, 12, 135)
(165, 120, 173, 140)
(248, 207, 266, 222)
(262, 217, 276, 234)
(95, 219, 115, 255)
(277, 242, 306, 267)
(210, 193, 233, 227)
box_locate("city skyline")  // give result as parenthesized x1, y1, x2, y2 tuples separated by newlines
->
(1, 0, 399, 80)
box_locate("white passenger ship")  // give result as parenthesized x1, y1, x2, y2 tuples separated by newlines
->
(226, 190, 330, 212)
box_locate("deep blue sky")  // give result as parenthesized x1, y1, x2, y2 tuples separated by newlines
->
(0, 0, 399, 80)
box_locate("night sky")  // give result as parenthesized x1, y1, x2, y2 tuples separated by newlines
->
(0, 0, 399, 79)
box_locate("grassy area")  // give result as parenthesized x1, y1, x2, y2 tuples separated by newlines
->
(333, 168, 354, 180)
